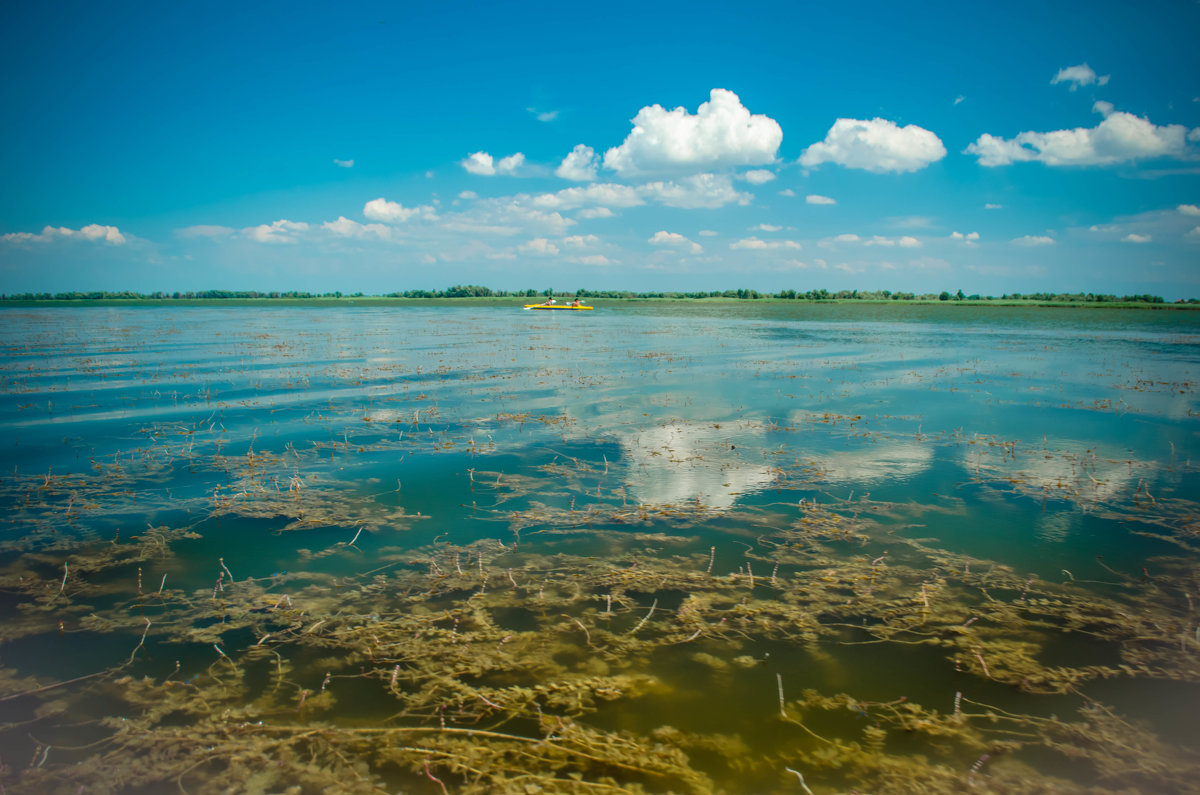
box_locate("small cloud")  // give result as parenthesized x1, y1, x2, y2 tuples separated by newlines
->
(323, 216, 391, 240)
(1179, 204, 1200, 216)
(778, 188, 796, 197)
(527, 107, 559, 122)
(333, 158, 354, 168)
(562, 234, 599, 247)
(753, 223, 782, 232)
(984, 203, 1003, 210)
(570, 254, 613, 266)
(953, 95, 965, 105)
(698, 230, 719, 236)
(555, 144, 600, 181)
(820, 233, 860, 246)
(805, 194, 836, 205)
(949, 231, 980, 244)
(519, 237, 559, 256)
(462, 151, 495, 176)
(898, 235, 922, 248)
(577, 207, 615, 219)
(603, 88, 782, 176)
(800, 117, 946, 173)
(730, 236, 801, 250)
(243, 219, 309, 244)
(1051, 63, 1109, 91)
(363, 198, 437, 223)
(1012, 235, 1055, 246)
(1121, 233, 1152, 243)
(496, 153, 525, 175)
(2, 223, 128, 245)
(458, 190, 478, 200)
(740, 169, 776, 184)
(649, 230, 702, 254)
(462, 151, 523, 176)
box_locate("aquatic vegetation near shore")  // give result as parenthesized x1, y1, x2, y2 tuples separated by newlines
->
(0, 305, 1198, 793)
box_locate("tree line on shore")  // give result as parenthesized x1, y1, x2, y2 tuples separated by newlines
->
(0, 286, 1187, 304)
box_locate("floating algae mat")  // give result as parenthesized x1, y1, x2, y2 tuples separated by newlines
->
(0, 301, 1198, 794)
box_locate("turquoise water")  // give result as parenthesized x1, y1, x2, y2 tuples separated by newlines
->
(0, 302, 1198, 793)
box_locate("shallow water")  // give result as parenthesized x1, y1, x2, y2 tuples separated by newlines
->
(0, 302, 1198, 793)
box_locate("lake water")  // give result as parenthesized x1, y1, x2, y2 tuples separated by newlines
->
(1, 301, 1198, 793)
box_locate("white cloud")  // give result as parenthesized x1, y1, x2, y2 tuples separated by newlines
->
(519, 238, 559, 256)
(1179, 204, 1200, 216)
(602, 88, 782, 176)
(532, 183, 644, 211)
(778, 188, 796, 197)
(363, 198, 437, 223)
(954, 95, 965, 105)
(1012, 235, 1055, 246)
(819, 233, 860, 246)
(805, 194, 836, 205)
(730, 236, 801, 250)
(753, 223, 782, 232)
(898, 235, 922, 248)
(527, 107, 559, 122)
(1188, 226, 1200, 238)
(1051, 63, 1109, 90)
(649, 230, 703, 254)
(244, 219, 309, 244)
(496, 153, 525, 175)
(562, 234, 599, 247)
(698, 230, 719, 236)
(323, 216, 391, 240)
(984, 203, 1003, 210)
(176, 225, 234, 238)
(333, 158, 354, 168)
(79, 224, 124, 244)
(555, 144, 601, 181)
(966, 105, 1191, 167)
(863, 235, 895, 246)
(457, 190, 478, 200)
(639, 173, 751, 209)
(445, 200, 575, 237)
(740, 169, 776, 184)
(577, 207, 615, 219)
(569, 254, 613, 266)
(2, 223, 128, 245)
(1122, 233, 1152, 243)
(462, 151, 495, 175)
(800, 117, 946, 173)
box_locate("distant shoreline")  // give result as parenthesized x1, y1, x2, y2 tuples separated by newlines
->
(1, 296, 1196, 310)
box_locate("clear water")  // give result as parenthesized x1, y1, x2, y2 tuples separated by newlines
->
(0, 302, 1198, 793)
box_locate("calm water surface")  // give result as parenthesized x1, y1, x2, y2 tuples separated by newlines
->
(0, 302, 1197, 794)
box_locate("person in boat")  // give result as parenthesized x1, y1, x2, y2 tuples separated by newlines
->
(545, 297, 556, 305)
(571, 298, 581, 307)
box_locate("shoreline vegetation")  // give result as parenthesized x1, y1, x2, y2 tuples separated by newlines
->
(0, 285, 1194, 308)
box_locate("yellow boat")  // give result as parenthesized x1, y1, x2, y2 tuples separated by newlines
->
(523, 303, 593, 310)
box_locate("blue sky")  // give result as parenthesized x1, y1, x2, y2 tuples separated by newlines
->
(2, 0, 1199, 297)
